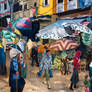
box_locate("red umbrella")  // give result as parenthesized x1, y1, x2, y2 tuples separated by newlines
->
(50, 38, 78, 51)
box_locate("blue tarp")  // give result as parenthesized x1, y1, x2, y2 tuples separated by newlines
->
(78, 0, 92, 8)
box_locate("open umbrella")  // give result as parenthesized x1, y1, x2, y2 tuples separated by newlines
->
(37, 26, 71, 40)
(62, 22, 92, 34)
(15, 17, 32, 30)
(50, 38, 78, 51)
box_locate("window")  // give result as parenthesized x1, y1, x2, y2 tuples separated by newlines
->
(43, 0, 49, 6)
(58, 0, 63, 3)
(24, 4, 27, 11)
(4, 3, 7, 10)
(34, 2, 37, 7)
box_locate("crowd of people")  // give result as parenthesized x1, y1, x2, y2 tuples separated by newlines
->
(0, 37, 92, 92)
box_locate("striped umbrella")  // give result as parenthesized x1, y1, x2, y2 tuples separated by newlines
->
(50, 38, 78, 51)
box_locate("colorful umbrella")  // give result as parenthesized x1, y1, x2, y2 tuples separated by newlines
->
(62, 22, 92, 34)
(50, 38, 78, 51)
(12, 18, 22, 27)
(15, 17, 32, 30)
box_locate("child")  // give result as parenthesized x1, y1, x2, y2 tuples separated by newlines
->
(84, 75, 89, 92)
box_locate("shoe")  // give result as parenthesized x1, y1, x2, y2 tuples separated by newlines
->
(37, 72, 41, 77)
(74, 85, 78, 88)
(70, 87, 73, 90)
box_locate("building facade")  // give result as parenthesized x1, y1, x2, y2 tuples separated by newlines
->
(13, 0, 39, 20)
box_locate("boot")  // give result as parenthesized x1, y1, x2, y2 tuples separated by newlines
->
(70, 83, 73, 90)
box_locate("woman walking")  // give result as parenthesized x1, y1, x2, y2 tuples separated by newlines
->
(9, 48, 25, 92)
(70, 50, 82, 90)
(0, 42, 7, 75)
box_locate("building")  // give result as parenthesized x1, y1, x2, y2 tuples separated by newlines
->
(13, 0, 39, 20)
(0, 0, 12, 27)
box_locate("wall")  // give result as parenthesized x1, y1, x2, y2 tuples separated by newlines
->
(38, 0, 53, 16)
(0, 0, 10, 17)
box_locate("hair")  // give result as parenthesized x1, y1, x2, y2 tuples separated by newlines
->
(44, 46, 48, 49)
(46, 50, 50, 53)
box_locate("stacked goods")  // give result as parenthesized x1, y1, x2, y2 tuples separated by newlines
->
(52, 55, 62, 70)
(2, 30, 16, 45)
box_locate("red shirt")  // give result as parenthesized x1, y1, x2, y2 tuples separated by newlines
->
(73, 57, 80, 69)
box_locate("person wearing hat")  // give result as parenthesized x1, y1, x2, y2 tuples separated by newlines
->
(9, 48, 25, 92)
(70, 50, 82, 90)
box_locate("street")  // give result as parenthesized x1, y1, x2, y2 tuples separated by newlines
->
(0, 52, 86, 92)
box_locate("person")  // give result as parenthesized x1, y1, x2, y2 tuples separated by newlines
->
(31, 45, 39, 66)
(9, 48, 25, 92)
(70, 50, 82, 90)
(0, 42, 7, 76)
(39, 50, 52, 89)
(84, 75, 90, 92)
(89, 61, 92, 92)
(37, 46, 53, 77)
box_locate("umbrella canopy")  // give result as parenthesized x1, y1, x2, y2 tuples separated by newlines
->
(37, 26, 70, 40)
(15, 17, 32, 30)
(50, 38, 78, 51)
(37, 18, 86, 40)
(12, 18, 22, 27)
(62, 22, 92, 34)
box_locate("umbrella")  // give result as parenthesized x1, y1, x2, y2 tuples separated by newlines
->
(37, 26, 71, 40)
(37, 18, 86, 40)
(62, 22, 92, 34)
(15, 17, 32, 30)
(50, 38, 78, 51)
(12, 18, 22, 27)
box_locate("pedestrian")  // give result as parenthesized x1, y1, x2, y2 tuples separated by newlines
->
(70, 50, 82, 90)
(84, 75, 90, 92)
(37, 46, 53, 77)
(0, 42, 7, 76)
(39, 50, 52, 89)
(9, 48, 25, 92)
(89, 61, 92, 92)
(31, 45, 39, 66)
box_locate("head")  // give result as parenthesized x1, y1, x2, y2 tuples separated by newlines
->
(46, 50, 50, 56)
(44, 46, 48, 50)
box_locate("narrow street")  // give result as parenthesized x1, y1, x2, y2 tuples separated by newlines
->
(0, 52, 86, 92)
